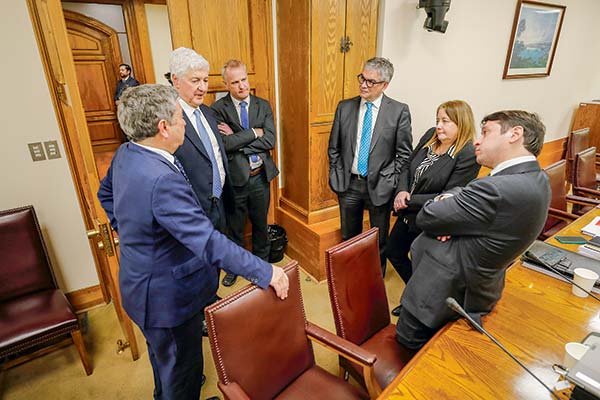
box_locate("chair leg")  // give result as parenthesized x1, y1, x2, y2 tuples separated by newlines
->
(71, 329, 93, 376)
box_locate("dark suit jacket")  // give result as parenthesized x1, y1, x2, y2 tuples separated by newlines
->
(114, 76, 139, 101)
(174, 104, 232, 217)
(97, 143, 272, 329)
(328, 94, 412, 206)
(397, 127, 480, 231)
(401, 160, 551, 329)
(211, 94, 279, 186)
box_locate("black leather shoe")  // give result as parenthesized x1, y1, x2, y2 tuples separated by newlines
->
(201, 374, 206, 387)
(202, 320, 208, 337)
(205, 397, 220, 400)
(222, 273, 237, 287)
(391, 305, 402, 317)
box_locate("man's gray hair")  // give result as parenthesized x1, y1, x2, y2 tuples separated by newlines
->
(169, 47, 209, 78)
(364, 57, 394, 82)
(117, 84, 179, 142)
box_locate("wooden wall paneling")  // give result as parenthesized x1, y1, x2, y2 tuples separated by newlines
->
(572, 102, 600, 151)
(165, 0, 192, 48)
(343, 0, 378, 99)
(310, 0, 345, 123)
(309, 123, 338, 211)
(123, 0, 155, 83)
(278, 0, 310, 211)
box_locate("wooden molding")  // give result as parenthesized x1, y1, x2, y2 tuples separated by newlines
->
(66, 285, 105, 312)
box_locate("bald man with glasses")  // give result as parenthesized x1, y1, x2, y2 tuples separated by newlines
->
(328, 57, 412, 275)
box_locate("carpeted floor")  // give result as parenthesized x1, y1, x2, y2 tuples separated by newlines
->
(0, 259, 405, 400)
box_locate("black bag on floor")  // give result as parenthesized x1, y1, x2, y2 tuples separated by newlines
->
(268, 224, 288, 263)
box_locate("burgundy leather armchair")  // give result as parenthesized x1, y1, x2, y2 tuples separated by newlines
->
(573, 147, 600, 214)
(0, 205, 92, 375)
(205, 261, 376, 399)
(565, 128, 600, 186)
(325, 228, 415, 396)
(539, 159, 599, 240)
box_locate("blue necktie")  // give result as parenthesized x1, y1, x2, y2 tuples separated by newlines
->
(194, 109, 222, 198)
(357, 102, 373, 177)
(240, 101, 249, 129)
(173, 156, 190, 182)
(241, 101, 260, 164)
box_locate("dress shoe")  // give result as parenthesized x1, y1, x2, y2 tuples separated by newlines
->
(202, 319, 208, 337)
(391, 305, 402, 317)
(201, 374, 206, 387)
(205, 397, 220, 400)
(222, 273, 237, 287)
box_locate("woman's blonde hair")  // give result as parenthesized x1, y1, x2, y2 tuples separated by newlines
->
(423, 100, 476, 154)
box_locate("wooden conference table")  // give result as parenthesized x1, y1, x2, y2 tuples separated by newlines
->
(379, 209, 600, 399)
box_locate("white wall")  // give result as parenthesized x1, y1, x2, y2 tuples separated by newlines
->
(0, 1, 98, 291)
(145, 4, 173, 85)
(379, 0, 600, 143)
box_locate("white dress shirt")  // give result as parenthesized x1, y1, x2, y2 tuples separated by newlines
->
(490, 155, 537, 176)
(132, 141, 175, 166)
(352, 94, 383, 175)
(231, 96, 263, 169)
(178, 98, 226, 187)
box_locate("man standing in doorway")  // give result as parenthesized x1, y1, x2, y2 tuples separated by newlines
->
(211, 60, 279, 287)
(328, 57, 412, 274)
(114, 63, 139, 102)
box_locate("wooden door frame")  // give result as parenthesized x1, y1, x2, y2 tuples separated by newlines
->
(60, 0, 155, 84)
(27, 0, 140, 360)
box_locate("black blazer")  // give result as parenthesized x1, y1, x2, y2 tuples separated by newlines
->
(396, 127, 480, 230)
(211, 94, 279, 186)
(174, 104, 232, 217)
(328, 94, 412, 206)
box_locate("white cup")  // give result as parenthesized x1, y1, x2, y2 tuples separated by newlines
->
(564, 342, 589, 369)
(572, 268, 599, 298)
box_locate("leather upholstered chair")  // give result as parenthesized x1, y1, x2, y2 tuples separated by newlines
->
(573, 147, 600, 212)
(0, 205, 92, 375)
(205, 261, 376, 400)
(539, 160, 598, 240)
(325, 228, 415, 396)
(565, 128, 600, 186)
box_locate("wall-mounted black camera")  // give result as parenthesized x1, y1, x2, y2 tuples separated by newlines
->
(417, 0, 451, 33)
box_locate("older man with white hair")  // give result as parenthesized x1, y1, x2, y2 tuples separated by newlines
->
(170, 47, 230, 233)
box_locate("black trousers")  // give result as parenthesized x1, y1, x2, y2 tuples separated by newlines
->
(141, 310, 205, 400)
(395, 306, 438, 351)
(227, 172, 270, 261)
(385, 218, 420, 284)
(206, 196, 227, 234)
(338, 175, 391, 274)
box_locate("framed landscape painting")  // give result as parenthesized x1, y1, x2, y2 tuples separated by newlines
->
(503, 1, 566, 79)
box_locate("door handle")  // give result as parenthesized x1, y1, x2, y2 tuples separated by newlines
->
(86, 229, 99, 238)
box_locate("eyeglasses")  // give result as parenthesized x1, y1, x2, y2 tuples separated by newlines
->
(357, 74, 385, 88)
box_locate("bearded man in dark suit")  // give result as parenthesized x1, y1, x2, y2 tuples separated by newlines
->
(396, 110, 551, 350)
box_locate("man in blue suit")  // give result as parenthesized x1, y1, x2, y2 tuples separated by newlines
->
(170, 48, 229, 233)
(98, 84, 289, 400)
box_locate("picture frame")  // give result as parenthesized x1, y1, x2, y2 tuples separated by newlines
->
(503, 0, 566, 79)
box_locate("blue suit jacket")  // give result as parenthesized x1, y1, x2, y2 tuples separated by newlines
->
(98, 143, 272, 328)
(174, 104, 232, 223)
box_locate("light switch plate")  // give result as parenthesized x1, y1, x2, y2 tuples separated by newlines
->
(28, 142, 46, 161)
(44, 140, 61, 159)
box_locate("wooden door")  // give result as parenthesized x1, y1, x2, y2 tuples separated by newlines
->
(64, 10, 123, 153)
(27, 0, 139, 361)
(343, 0, 379, 99)
(167, 0, 279, 227)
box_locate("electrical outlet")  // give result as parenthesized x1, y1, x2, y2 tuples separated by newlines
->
(44, 140, 61, 159)
(28, 142, 46, 161)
